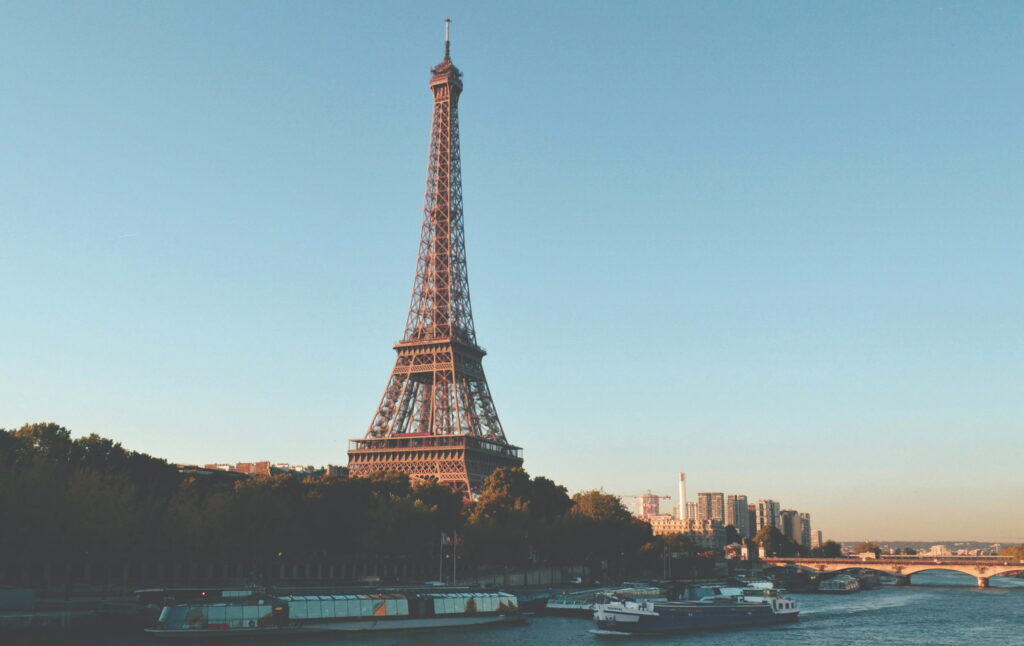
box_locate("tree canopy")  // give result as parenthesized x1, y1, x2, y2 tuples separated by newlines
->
(460, 470, 648, 569)
(855, 542, 881, 556)
(810, 540, 843, 558)
(999, 544, 1024, 561)
(0, 427, 654, 586)
(724, 524, 741, 545)
(753, 525, 803, 557)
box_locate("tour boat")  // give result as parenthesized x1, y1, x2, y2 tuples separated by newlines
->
(144, 590, 521, 637)
(817, 575, 861, 593)
(591, 585, 798, 635)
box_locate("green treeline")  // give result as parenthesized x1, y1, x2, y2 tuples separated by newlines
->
(0, 423, 654, 582)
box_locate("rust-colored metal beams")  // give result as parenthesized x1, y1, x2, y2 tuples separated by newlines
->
(347, 25, 522, 495)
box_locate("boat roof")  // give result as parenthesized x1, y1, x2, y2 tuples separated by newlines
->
(277, 594, 406, 601)
(275, 591, 514, 601)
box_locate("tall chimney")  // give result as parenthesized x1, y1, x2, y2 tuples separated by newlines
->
(678, 472, 687, 520)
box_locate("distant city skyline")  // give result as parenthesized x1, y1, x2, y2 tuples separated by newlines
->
(1, 3, 1021, 542)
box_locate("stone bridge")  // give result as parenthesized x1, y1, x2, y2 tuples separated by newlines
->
(762, 556, 1024, 588)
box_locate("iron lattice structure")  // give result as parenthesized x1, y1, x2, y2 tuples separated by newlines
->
(348, 27, 523, 496)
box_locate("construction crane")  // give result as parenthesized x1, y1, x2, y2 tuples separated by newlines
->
(620, 491, 671, 518)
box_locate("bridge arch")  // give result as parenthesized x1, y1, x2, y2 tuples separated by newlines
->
(900, 565, 990, 577)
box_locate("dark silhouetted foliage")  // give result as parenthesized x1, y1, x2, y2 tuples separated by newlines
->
(753, 525, 804, 557)
(0, 426, 655, 584)
(810, 539, 844, 558)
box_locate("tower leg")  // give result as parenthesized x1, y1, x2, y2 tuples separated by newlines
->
(976, 576, 989, 589)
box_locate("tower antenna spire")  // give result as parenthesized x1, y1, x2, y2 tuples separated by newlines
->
(444, 18, 451, 60)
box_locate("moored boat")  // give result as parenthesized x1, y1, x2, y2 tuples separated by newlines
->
(592, 585, 798, 635)
(818, 575, 860, 593)
(145, 590, 520, 637)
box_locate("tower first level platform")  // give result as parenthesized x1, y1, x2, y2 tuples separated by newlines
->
(348, 435, 523, 496)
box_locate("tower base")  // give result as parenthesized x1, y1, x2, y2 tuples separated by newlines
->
(348, 434, 523, 497)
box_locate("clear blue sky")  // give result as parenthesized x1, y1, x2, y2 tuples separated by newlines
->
(2, 2, 1021, 542)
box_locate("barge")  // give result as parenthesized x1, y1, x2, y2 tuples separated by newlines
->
(592, 584, 798, 635)
(145, 590, 520, 637)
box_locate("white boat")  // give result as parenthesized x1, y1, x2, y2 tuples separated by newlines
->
(543, 585, 665, 618)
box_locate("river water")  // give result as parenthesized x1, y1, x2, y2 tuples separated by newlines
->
(59, 571, 1024, 646)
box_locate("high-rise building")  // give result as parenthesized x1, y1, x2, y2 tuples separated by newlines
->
(780, 509, 801, 544)
(686, 502, 698, 520)
(639, 492, 662, 517)
(799, 513, 812, 548)
(747, 505, 757, 537)
(811, 530, 823, 549)
(726, 494, 750, 537)
(677, 472, 687, 520)
(697, 492, 726, 523)
(347, 23, 523, 495)
(756, 500, 780, 532)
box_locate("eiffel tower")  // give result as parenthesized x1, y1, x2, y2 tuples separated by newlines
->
(347, 22, 523, 496)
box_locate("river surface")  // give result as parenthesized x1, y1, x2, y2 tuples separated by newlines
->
(52, 571, 1024, 646)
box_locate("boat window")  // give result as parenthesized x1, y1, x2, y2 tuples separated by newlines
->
(166, 606, 188, 626)
(207, 605, 227, 623)
(320, 599, 335, 617)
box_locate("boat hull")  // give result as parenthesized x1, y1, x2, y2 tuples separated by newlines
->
(145, 613, 521, 638)
(540, 603, 594, 618)
(595, 612, 798, 635)
(594, 604, 798, 635)
(144, 626, 299, 639)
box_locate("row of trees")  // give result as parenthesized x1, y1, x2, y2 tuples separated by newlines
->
(6, 422, 876, 586)
(0, 423, 655, 584)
